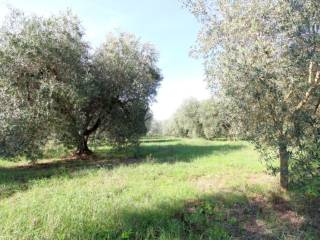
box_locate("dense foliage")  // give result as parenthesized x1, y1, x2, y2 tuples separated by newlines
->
(185, 0, 320, 188)
(151, 98, 234, 139)
(0, 10, 161, 158)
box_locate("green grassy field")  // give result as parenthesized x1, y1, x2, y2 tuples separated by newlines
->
(0, 138, 318, 239)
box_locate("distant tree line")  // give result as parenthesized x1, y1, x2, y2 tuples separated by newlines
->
(148, 98, 238, 140)
(0, 9, 162, 159)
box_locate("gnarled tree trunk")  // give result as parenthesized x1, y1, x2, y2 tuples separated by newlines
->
(279, 144, 289, 189)
(75, 118, 101, 156)
(75, 134, 92, 155)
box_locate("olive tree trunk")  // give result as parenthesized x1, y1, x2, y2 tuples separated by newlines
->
(75, 118, 101, 156)
(279, 144, 289, 189)
(75, 134, 92, 155)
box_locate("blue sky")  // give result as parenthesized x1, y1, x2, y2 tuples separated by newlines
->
(0, 0, 210, 120)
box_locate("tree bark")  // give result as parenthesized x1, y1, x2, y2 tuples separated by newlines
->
(279, 144, 289, 189)
(75, 118, 101, 156)
(75, 134, 92, 155)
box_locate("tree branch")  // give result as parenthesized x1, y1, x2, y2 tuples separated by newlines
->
(295, 70, 320, 112)
(84, 118, 101, 136)
(314, 97, 320, 114)
(309, 61, 315, 84)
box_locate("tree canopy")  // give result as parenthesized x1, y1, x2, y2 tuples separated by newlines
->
(0, 9, 162, 158)
(163, 98, 233, 139)
(185, 0, 320, 188)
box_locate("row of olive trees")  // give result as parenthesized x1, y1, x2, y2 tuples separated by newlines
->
(0, 9, 162, 159)
(148, 98, 237, 139)
(184, 0, 320, 189)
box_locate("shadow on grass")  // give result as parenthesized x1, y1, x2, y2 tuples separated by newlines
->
(140, 138, 179, 143)
(127, 143, 244, 163)
(68, 191, 320, 239)
(0, 142, 244, 199)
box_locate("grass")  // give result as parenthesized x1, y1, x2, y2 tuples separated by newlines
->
(0, 138, 318, 239)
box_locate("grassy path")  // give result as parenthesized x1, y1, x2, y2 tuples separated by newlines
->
(0, 138, 318, 239)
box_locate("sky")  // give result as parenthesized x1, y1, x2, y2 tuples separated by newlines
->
(0, 0, 211, 120)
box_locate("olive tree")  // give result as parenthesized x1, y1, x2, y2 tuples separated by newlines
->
(147, 119, 164, 137)
(170, 98, 204, 138)
(184, 0, 320, 189)
(72, 32, 161, 153)
(0, 10, 90, 158)
(198, 99, 232, 140)
(0, 9, 161, 158)
(165, 98, 233, 139)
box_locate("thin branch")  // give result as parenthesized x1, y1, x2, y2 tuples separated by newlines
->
(314, 97, 320, 114)
(284, 90, 293, 102)
(295, 83, 320, 111)
(315, 71, 320, 84)
(295, 63, 320, 111)
(309, 61, 314, 84)
(84, 118, 101, 136)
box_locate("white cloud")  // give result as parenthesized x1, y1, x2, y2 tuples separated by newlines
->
(151, 76, 210, 121)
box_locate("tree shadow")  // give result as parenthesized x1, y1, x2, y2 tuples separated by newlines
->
(1, 138, 318, 239)
(131, 143, 244, 163)
(0, 142, 245, 199)
(68, 191, 320, 239)
(140, 138, 179, 143)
